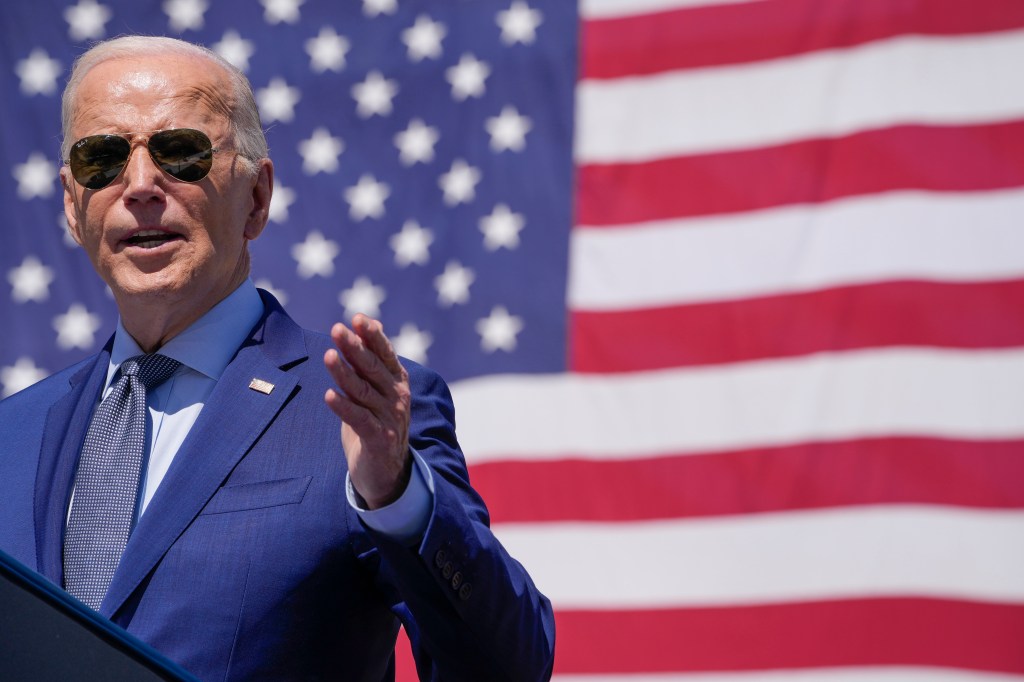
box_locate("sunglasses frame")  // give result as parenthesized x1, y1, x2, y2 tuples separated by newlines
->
(65, 128, 225, 190)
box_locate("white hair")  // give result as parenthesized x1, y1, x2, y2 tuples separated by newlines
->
(60, 35, 268, 165)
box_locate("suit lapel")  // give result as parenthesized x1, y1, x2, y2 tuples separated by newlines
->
(100, 298, 309, 618)
(33, 348, 110, 585)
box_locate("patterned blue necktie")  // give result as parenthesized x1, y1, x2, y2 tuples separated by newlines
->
(64, 353, 181, 609)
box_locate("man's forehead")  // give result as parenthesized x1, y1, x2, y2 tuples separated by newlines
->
(81, 54, 224, 95)
(73, 55, 233, 126)
(99, 68, 173, 101)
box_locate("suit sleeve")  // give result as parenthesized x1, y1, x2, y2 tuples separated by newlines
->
(354, 361, 556, 682)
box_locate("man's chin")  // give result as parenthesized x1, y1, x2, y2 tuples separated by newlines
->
(107, 275, 189, 304)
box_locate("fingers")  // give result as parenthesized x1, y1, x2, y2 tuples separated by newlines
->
(323, 315, 410, 416)
(323, 316, 412, 505)
(352, 314, 404, 376)
(330, 316, 404, 392)
(323, 349, 407, 448)
(323, 347, 373, 415)
(324, 383, 393, 450)
(323, 379, 371, 425)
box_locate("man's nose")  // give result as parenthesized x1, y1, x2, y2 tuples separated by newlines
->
(121, 143, 166, 203)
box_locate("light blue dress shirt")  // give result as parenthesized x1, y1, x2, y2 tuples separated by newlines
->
(95, 279, 433, 544)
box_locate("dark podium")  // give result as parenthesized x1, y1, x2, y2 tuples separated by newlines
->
(0, 549, 197, 681)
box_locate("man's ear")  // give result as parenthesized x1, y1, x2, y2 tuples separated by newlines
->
(60, 166, 85, 248)
(244, 158, 274, 241)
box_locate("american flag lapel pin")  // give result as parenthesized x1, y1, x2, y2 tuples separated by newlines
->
(248, 378, 275, 395)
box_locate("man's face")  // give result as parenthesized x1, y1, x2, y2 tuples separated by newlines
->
(62, 53, 271, 321)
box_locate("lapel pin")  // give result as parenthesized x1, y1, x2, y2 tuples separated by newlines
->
(249, 378, 275, 395)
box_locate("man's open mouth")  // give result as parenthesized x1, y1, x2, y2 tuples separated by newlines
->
(124, 230, 182, 249)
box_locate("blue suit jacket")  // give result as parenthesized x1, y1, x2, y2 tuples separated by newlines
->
(0, 292, 555, 681)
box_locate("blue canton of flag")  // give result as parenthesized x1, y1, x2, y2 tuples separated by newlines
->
(0, 0, 577, 394)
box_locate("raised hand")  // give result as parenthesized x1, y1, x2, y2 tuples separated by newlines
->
(323, 314, 412, 509)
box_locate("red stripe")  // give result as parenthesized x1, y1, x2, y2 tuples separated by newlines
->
(554, 599, 1024, 674)
(475, 437, 1024, 523)
(569, 280, 1024, 373)
(577, 121, 1024, 226)
(582, 0, 1024, 79)
(395, 627, 416, 682)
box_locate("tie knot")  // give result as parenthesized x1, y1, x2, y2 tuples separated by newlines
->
(121, 354, 181, 390)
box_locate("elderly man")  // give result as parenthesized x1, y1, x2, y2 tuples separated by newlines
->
(0, 35, 554, 681)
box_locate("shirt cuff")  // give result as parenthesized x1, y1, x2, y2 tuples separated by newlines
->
(346, 449, 435, 546)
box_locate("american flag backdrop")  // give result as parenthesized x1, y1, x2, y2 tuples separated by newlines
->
(3, 0, 1024, 679)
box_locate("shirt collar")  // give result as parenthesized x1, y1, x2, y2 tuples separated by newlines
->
(109, 279, 265, 383)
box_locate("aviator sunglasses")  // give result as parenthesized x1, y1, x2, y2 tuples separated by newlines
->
(66, 128, 224, 190)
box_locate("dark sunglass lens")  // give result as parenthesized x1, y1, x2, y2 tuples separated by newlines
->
(70, 135, 131, 189)
(149, 129, 214, 182)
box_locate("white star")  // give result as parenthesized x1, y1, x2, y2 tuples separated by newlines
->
(480, 204, 525, 251)
(261, 0, 304, 24)
(402, 15, 446, 62)
(352, 71, 398, 119)
(298, 127, 344, 175)
(496, 1, 543, 45)
(394, 119, 439, 167)
(8, 256, 55, 303)
(389, 220, 434, 267)
(291, 231, 340, 278)
(339, 276, 387, 319)
(476, 306, 524, 353)
(53, 303, 102, 350)
(64, 0, 112, 41)
(213, 30, 255, 72)
(14, 153, 57, 200)
(344, 174, 390, 221)
(15, 49, 62, 96)
(434, 261, 475, 307)
(306, 27, 350, 73)
(162, 0, 207, 32)
(362, 0, 397, 17)
(446, 53, 490, 101)
(438, 159, 481, 206)
(1, 357, 48, 398)
(486, 105, 532, 152)
(268, 180, 296, 223)
(392, 324, 433, 364)
(254, 278, 289, 306)
(256, 78, 301, 123)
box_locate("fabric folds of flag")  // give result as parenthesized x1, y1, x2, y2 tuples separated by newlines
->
(456, 0, 1024, 679)
(2, 0, 1023, 680)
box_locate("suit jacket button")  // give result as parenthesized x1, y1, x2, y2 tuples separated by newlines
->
(451, 571, 463, 590)
(442, 561, 454, 579)
(458, 583, 473, 601)
(434, 550, 446, 569)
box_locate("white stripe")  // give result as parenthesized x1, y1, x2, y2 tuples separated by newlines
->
(569, 189, 1024, 310)
(555, 668, 1024, 682)
(576, 30, 1024, 162)
(494, 507, 1024, 608)
(450, 347, 1024, 462)
(581, 0, 766, 21)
